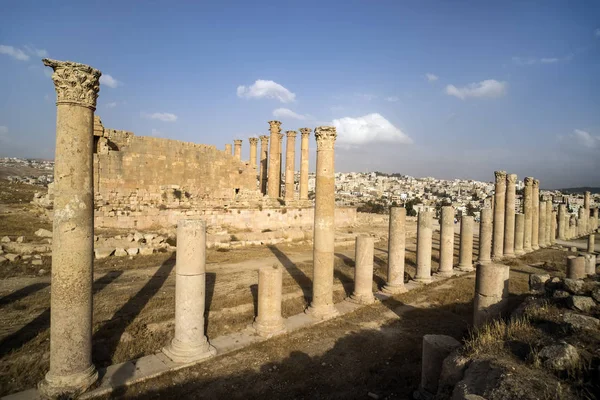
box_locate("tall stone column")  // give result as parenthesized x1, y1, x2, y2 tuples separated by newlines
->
(523, 177, 534, 252)
(415, 210, 433, 283)
(163, 220, 215, 363)
(307, 127, 338, 320)
(253, 266, 286, 337)
(458, 216, 474, 271)
(558, 204, 567, 240)
(299, 128, 311, 201)
(225, 143, 232, 155)
(531, 179, 540, 250)
(248, 137, 258, 169)
(278, 132, 284, 197)
(259, 135, 269, 195)
(538, 201, 547, 248)
(545, 200, 552, 246)
(588, 234, 595, 253)
(437, 206, 455, 276)
(550, 211, 557, 245)
(584, 191, 591, 234)
(267, 121, 281, 198)
(515, 213, 525, 255)
(492, 171, 506, 260)
(578, 208, 585, 238)
(478, 208, 492, 264)
(347, 236, 376, 304)
(383, 207, 407, 294)
(233, 139, 242, 160)
(503, 173, 517, 258)
(284, 130, 297, 201)
(39, 59, 101, 398)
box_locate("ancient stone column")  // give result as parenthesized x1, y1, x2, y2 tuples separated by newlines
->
(478, 208, 493, 264)
(307, 127, 338, 320)
(419, 335, 461, 395)
(163, 220, 215, 363)
(566, 256, 586, 279)
(588, 234, 595, 253)
(284, 130, 297, 201)
(545, 200, 552, 246)
(531, 179, 540, 250)
(557, 204, 567, 240)
(248, 137, 258, 169)
(278, 132, 284, 197)
(538, 201, 547, 248)
(437, 206, 455, 276)
(503, 173, 517, 258)
(415, 210, 433, 283)
(585, 254, 597, 276)
(267, 121, 281, 198)
(584, 191, 591, 234)
(347, 236, 376, 304)
(492, 171, 506, 260)
(473, 263, 510, 327)
(225, 143, 232, 155)
(458, 216, 474, 271)
(299, 128, 311, 201)
(233, 139, 242, 160)
(523, 177, 534, 252)
(578, 208, 586, 238)
(253, 265, 286, 337)
(550, 210, 557, 245)
(39, 59, 101, 398)
(259, 135, 269, 195)
(383, 207, 407, 294)
(514, 213, 525, 255)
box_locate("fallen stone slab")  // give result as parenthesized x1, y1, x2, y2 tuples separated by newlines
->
(568, 296, 596, 313)
(0, 256, 7, 265)
(563, 312, 600, 331)
(126, 247, 139, 256)
(139, 247, 154, 256)
(538, 343, 580, 372)
(1, 242, 51, 255)
(114, 248, 128, 257)
(5, 253, 20, 262)
(94, 247, 115, 259)
(34, 228, 52, 238)
(1, 236, 10, 243)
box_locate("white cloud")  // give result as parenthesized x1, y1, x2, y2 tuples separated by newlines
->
(272, 108, 307, 120)
(100, 74, 121, 88)
(425, 73, 438, 82)
(237, 80, 296, 103)
(105, 102, 117, 108)
(572, 129, 600, 148)
(0, 45, 29, 61)
(24, 45, 48, 58)
(142, 112, 178, 122)
(385, 96, 399, 102)
(331, 113, 413, 145)
(445, 79, 507, 100)
(513, 56, 567, 65)
(540, 57, 559, 64)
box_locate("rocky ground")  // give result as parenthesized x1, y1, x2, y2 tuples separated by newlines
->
(0, 178, 597, 399)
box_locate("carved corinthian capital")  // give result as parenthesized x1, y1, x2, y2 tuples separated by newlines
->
(533, 179, 539, 189)
(299, 128, 311, 137)
(286, 130, 297, 138)
(249, 137, 258, 145)
(259, 135, 269, 144)
(506, 173, 517, 185)
(524, 177, 534, 187)
(315, 126, 337, 150)
(494, 170, 507, 182)
(42, 58, 101, 109)
(268, 121, 281, 134)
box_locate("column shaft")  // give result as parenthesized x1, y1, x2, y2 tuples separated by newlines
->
(284, 131, 297, 201)
(233, 139, 242, 160)
(267, 121, 281, 198)
(492, 171, 506, 259)
(532, 179, 540, 250)
(253, 266, 285, 337)
(503, 174, 516, 257)
(458, 216, 474, 271)
(550, 211, 557, 245)
(478, 208, 493, 264)
(299, 128, 311, 200)
(259, 135, 269, 195)
(383, 207, 407, 293)
(515, 213, 525, 255)
(348, 236, 375, 304)
(523, 177, 534, 251)
(438, 206, 455, 276)
(415, 210, 433, 283)
(538, 201, 547, 248)
(558, 204, 566, 240)
(249, 138, 258, 169)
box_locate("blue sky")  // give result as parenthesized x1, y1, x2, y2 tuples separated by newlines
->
(1, 0, 599, 188)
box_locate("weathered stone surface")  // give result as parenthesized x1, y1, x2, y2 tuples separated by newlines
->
(35, 228, 53, 238)
(553, 290, 570, 299)
(32, 259, 43, 266)
(563, 279, 585, 295)
(1, 236, 11, 243)
(568, 295, 596, 312)
(592, 287, 600, 303)
(5, 253, 21, 262)
(437, 349, 471, 396)
(0, 256, 8, 265)
(1, 242, 52, 255)
(94, 247, 114, 259)
(538, 343, 580, 371)
(16, 236, 24, 243)
(114, 248, 127, 257)
(562, 312, 600, 331)
(126, 247, 139, 256)
(528, 274, 550, 294)
(421, 334, 461, 395)
(139, 247, 154, 256)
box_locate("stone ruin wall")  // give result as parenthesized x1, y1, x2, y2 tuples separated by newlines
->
(91, 116, 357, 230)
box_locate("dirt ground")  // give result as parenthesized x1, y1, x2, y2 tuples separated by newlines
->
(0, 180, 577, 398)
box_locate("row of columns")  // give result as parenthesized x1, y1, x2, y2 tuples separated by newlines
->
(226, 122, 312, 202)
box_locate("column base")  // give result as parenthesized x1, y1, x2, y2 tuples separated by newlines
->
(162, 337, 216, 364)
(478, 258, 492, 265)
(456, 264, 474, 272)
(38, 364, 98, 399)
(346, 293, 376, 305)
(523, 247, 533, 253)
(503, 252, 516, 259)
(252, 318, 286, 338)
(381, 283, 408, 295)
(413, 276, 433, 284)
(436, 270, 455, 277)
(532, 245, 540, 250)
(514, 249, 525, 256)
(305, 303, 339, 320)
